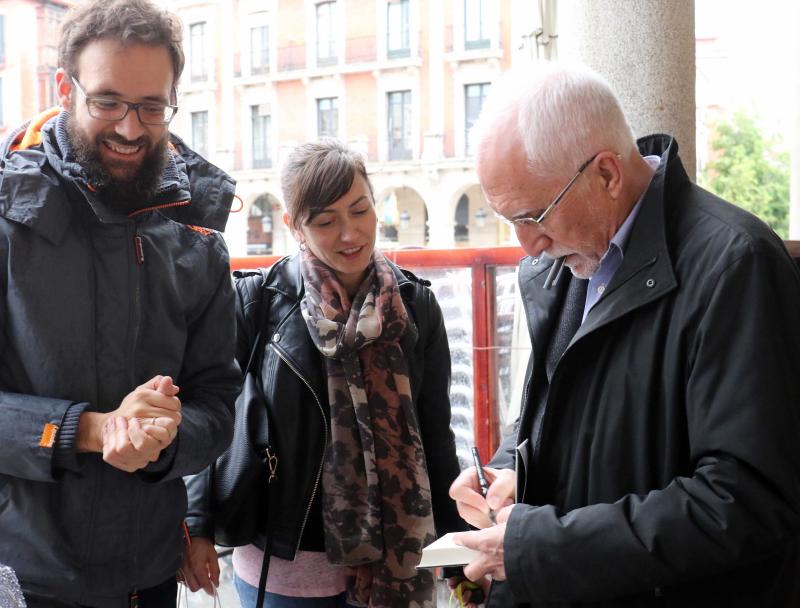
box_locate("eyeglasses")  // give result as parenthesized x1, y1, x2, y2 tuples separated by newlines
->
(70, 77, 178, 125)
(496, 152, 600, 227)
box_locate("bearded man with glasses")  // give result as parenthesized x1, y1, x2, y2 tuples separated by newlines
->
(449, 62, 800, 607)
(0, 1, 240, 606)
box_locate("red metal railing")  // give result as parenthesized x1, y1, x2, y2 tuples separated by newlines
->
(231, 240, 800, 456)
(232, 246, 526, 456)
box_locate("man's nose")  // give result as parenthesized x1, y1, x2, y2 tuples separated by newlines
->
(517, 225, 551, 258)
(114, 108, 146, 141)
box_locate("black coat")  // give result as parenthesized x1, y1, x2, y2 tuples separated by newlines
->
(489, 135, 800, 607)
(187, 253, 466, 559)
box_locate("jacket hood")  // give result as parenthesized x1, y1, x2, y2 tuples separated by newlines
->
(0, 109, 235, 232)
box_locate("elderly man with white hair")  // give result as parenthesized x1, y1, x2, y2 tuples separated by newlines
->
(449, 62, 800, 607)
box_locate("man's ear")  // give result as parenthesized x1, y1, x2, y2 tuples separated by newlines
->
(596, 151, 624, 200)
(55, 68, 73, 110)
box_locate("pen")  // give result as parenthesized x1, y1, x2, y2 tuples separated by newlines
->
(543, 256, 565, 290)
(471, 446, 497, 525)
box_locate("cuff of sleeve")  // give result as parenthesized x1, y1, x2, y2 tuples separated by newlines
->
(505, 505, 525, 599)
(53, 401, 90, 475)
(505, 503, 552, 603)
(185, 514, 214, 539)
(137, 436, 179, 481)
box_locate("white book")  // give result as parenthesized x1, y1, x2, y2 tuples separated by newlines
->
(416, 532, 481, 568)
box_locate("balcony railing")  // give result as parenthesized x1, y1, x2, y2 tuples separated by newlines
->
(346, 35, 377, 64)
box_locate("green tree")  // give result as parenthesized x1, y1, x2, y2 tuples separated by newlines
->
(700, 110, 790, 238)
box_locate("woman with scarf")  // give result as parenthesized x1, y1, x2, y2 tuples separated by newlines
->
(182, 139, 468, 608)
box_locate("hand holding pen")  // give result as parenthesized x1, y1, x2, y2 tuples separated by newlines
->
(450, 448, 516, 529)
(471, 446, 497, 525)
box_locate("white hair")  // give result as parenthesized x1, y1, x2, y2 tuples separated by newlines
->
(473, 62, 637, 180)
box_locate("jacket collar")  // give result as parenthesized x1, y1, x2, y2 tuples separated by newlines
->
(518, 256, 567, 368)
(521, 134, 684, 353)
(0, 111, 235, 243)
(266, 251, 417, 303)
(577, 134, 681, 337)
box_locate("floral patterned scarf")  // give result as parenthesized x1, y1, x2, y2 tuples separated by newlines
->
(300, 248, 436, 608)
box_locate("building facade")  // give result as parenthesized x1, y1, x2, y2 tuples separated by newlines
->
(0, 0, 72, 141)
(162, 0, 541, 256)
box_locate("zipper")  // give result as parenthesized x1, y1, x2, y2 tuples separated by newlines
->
(127, 199, 190, 219)
(271, 342, 328, 554)
(128, 223, 144, 590)
(77, 205, 101, 602)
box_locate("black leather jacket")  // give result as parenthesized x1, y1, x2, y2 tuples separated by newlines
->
(187, 253, 466, 558)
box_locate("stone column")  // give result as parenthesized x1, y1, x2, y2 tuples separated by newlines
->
(562, 0, 696, 178)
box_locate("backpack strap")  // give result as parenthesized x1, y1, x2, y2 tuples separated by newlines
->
(243, 267, 274, 376)
(252, 266, 276, 608)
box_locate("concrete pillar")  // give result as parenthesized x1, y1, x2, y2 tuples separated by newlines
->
(426, 184, 454, 248)
(563, 0, 696, 178)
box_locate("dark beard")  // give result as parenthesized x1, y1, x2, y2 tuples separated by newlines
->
(66, 114, 169, 215)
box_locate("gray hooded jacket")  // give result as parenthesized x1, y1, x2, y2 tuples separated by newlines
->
(0, 111, 240, 606)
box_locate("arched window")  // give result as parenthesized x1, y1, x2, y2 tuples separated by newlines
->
(454, 194, 469, 243)
(247, 194, 275, 255)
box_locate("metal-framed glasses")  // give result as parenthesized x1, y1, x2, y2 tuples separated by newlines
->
(70, 77, 178, 125)
(497, 152, 600, 227)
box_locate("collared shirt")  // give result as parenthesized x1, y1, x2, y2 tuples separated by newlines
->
(582, 155, 661, 321)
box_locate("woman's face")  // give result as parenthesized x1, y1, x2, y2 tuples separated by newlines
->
(290, 174, 378, 294)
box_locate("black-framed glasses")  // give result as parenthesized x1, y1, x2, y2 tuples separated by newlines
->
(496, 152, 600, 227)
(70, 77, 178, 125)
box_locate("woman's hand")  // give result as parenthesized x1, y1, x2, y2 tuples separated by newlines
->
(180, 536, 220, 596)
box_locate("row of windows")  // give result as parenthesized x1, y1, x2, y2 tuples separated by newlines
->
(188, 83, 490, 167)
(186, 0, 491, 82)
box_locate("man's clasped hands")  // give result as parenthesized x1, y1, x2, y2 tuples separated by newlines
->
(77, 375, 181, 472)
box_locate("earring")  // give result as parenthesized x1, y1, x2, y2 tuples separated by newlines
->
(299, 242, 306, 251)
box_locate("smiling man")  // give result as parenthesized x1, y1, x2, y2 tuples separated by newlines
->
(0, 1, 240, 606)
(449, 62, 800, 607)
(62, 38, 176, 214)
